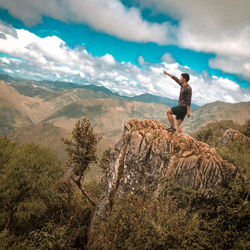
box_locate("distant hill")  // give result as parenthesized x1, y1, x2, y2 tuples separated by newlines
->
(0, 78, 169, 138)
(42, 98, 169, 138)
(189, 120, 246, 142)
(0, 75, 249, 140)
(182, 101, 250, 132)
(0, 81, 33, 135)
(7, 123, 70, 160)
(0, 73, 198, 110)
(6, 122, 114, 163)
(125, 93, 199, 110)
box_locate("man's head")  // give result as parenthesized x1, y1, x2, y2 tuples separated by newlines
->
(180, 73, 190, 84)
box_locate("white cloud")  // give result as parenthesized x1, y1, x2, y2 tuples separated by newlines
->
(0, 23, 249, 105)
(137, 56, 145, 66)
(135, 0, 250, 80)
(1, 0, 249, 79)
(209, 56, 250, 80)
(0, 0, 174, 44)
(0, 20, 17, 38)
(161, 53, 175, 64)
(101, 54, 116, 65)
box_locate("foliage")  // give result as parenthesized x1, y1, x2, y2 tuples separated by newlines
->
(62, 117, 100, 206)
(194, 127, 214, 144)
(243, 119, 250, 137)
(99, 147, 112, 172)
(24, 222, 68, 249)
(216, 141, 250, 181)
(0, 137, 17, 168)
(0, 142, 64, 232)
(90, 180, 249, 249)
(192, 120, 245, 146)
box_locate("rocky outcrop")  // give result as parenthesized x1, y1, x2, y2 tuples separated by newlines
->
(220, 128, 250, 145)
(93, 119, 240, 223)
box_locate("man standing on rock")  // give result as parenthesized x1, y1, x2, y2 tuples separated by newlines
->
(163, 70, 192, 133)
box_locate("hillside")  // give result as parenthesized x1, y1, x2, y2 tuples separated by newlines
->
(182, 101, 250, 132)
(0, 76, 249, 142)
(125, 93, 199, 110)
(0, 81, 33, 134)
(42, 97, 169, 138)
(6, 122, 115, 156)
(0, 73, 199, 109)
(189, 120, 245, 141)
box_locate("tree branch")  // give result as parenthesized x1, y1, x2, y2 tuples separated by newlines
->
(71, 177, 96, 207)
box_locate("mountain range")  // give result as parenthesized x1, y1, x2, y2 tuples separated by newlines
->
(0, 74, 249, 160)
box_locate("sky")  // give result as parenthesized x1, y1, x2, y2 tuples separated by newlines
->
(0, 0, 249, 106)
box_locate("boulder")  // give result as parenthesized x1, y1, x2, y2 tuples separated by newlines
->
(93, 119, 240, 223)
(219, 128, 250, 145)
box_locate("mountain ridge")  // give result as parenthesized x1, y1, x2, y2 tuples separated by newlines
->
(0, 75, 249, 140)
(0, 73, 199, 109)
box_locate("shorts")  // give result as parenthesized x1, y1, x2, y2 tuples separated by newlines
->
(171, 105, 187, 121)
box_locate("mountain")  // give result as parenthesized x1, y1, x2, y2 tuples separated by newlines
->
(125, 93, 199, 110)
(0, 78, 169, 138)
(182, 101, 250, 132)
(189, 120, 245, 141)
(0, 74, 249, 142)
(0, 73, 198, 109)
(42, 97, 168, 138)
(0, 81, 33, 134)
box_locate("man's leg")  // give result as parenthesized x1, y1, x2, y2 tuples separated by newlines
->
(166, 108, 175, 129)
(176, 119, 182, 133)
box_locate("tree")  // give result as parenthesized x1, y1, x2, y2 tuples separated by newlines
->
(62, 118, 100, 206)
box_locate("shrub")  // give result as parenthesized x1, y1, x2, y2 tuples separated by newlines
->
(89, 179, 249, 249)
(216, 141, 250, 180)
(0, 142, 64, 232)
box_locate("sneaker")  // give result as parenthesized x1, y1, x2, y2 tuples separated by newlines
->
(167, 127, 176, 132)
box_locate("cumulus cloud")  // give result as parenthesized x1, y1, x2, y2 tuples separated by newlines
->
(0, 23, 249, 105)
(1, 0, 249, 79)
(0, 20, 17, 38)
(135, 0, 250, 80)
(209, 56, 250, 80)
(161, 53, 175, 64)
(0, 0, 174, 44)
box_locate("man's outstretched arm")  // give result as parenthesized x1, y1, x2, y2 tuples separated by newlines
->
(163, 70, 181, 86)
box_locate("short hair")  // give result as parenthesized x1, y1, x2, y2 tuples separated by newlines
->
(181, 73, 190, 82)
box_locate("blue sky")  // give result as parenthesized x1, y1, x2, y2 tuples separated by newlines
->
(0, 0, 249, 105)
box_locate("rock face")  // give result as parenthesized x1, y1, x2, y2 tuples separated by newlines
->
(220, 128, 250, 145)
(93, 119, 240, 222)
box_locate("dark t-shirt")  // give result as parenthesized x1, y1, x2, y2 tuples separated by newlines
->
(172, 76, 192, 107)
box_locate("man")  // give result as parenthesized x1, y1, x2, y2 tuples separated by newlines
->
(163, 70, 192, 133)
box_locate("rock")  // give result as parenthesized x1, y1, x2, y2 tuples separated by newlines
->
(92, 119, 240, 224)
(219, 128, 250, 145)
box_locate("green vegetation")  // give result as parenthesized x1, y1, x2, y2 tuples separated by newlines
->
(0, 136, 98, 249)
(0, 118, 249, 249)
(7, 123, 70, 161)
(44, 103, 85, 121)
(90, 180, 249, 249)
(192, 120, 250, 181)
